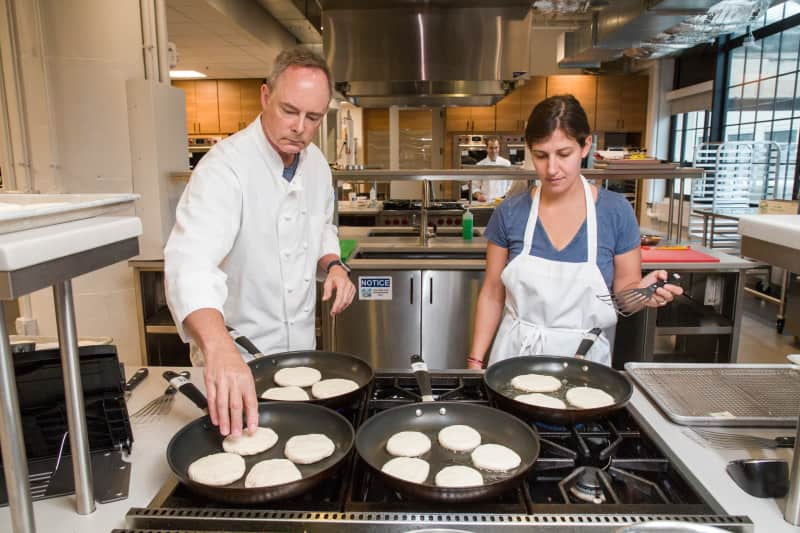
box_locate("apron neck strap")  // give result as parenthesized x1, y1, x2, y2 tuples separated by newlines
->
(522, 176, 598, 263)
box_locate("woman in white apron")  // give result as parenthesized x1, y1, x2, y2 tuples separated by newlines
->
(467, 95, 682, 369)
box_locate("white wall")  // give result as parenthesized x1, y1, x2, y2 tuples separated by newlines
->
(529, 29, 582, 76)
(7, 0, 148, 365)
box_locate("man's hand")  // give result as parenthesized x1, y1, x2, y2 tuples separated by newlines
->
(203, 342, 259, 437)
(322, 266, 356, 316)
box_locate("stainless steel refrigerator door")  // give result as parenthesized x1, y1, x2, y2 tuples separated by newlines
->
(421, 270, 485, 369)
(334, 270, 422, 369)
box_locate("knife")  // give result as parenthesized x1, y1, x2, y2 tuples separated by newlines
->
(124, 368, 149, 400)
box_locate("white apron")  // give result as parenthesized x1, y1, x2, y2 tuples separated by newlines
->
(488, 177, 618, 366)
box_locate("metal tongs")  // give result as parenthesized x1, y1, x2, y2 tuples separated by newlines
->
(597, 273, 680, 317)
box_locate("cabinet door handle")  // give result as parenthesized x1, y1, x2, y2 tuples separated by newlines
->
(410, 277, 414, 305)
(429, 276, 433, 304)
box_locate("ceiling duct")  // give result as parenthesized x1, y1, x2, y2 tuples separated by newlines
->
(321, 2, 532, 107)
(558, 0, 768, 67)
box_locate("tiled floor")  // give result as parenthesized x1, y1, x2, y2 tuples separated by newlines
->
(736, 289, 799, 363)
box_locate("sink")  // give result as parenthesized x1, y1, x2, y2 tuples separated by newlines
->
(367, 228, 481, 237)
(351, 248, 486, 260)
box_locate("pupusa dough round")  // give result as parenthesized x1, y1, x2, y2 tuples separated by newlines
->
(386, 431, 432, 457)
(222, 427, 279, 456)
(471, 443, 522, 472)
(381, 457, 430, 484)
(438, 425, 482, 453)
(434, 465, 484, 487)
(187, 452, 246, 486)
(311, 378, 359, 399)
(284, 433, 336, 464)
(261, 386, 310, 401)
(274, 366, 322, 388)
(510, 373, 562, 393)
(515, 392, 567, 409)
(245, 458, 302, 488)
(565, 386, 615, 409)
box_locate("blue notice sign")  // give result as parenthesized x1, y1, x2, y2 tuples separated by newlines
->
(358, 276, 392, 300)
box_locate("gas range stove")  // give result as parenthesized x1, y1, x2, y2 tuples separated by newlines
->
(120, 371, 753, 532)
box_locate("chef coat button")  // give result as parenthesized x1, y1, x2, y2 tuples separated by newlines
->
(284, 214, 292, 221)
(303, 242, 308, 249)
(301, 208, 307, 214)
(303, 307, 309, 313)
(289, 320, 295, 325)
(303, 275, 311, 281)
(283, 250, 290, 256)
(287, 287, 294, 293)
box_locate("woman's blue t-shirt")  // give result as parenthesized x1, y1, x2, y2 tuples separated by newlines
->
(483, 187, 640, 289)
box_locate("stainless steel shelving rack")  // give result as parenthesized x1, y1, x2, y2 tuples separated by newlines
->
(333, 167, 705, 243)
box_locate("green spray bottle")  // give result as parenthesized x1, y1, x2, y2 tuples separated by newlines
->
(462, 208, 473, 240)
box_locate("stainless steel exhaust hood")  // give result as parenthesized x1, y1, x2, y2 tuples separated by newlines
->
(321, 2, 532, 107)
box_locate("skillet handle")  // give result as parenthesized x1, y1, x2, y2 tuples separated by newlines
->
(410, 354, 435, 402)
(163, 370, 208, 411)
(225, 326, 264, 358)
(575, 327, 602, 359)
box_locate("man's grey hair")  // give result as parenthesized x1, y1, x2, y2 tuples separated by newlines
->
(266, 47, 334, 98)
(485, 136, 501, 146)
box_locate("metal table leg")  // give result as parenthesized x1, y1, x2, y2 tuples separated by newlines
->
(676, 177, 684, 244)
(667, 180, 675, 242)
(0, 305, 36, 533)
(54, 280, 96, 515)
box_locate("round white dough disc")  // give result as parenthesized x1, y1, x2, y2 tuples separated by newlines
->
(515, 393, 567, 410)
(274, 366, 322, 388)
(386, 431, 432, 457)
(222, 427, 279, 456)
(435, 465, 484, 487)
(245, 458, 302, 488)
(510, 373, 562, 393)
(261, 386, 310, 401)
(311, 378, 359, 399)
(381, 457, 430, 484)
(438, 425, 482, 453)
(565, 386, 615, 409)
(187, 452, 246, 486)
(471, 443, 522, 472)
(284, 433, 336, 464)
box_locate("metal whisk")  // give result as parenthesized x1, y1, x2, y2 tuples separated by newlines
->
(130, 370, 190, 423)
(597, 273, 680, 317)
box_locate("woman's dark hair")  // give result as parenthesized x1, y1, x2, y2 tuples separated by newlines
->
(525, 94, 591, 148)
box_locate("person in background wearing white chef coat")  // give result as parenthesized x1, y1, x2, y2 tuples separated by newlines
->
(472, 137, 512, 202)
(164, 48, 356, 437)
(466, 95, 682, 369)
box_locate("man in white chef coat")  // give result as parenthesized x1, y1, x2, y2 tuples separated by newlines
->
(165, 48, 356, 437)
(472, 137, 512, 202)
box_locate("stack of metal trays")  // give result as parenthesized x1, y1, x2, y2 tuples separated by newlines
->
(625, 363, 800, 427)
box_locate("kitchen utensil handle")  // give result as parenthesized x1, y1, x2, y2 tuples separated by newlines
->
(410, 354, 435, 402)
(575, 328, 602, 359)
(777, 436, 796, 447)
(225, 326, 263, 357)
(163, 370, 207, 410)
(125, 368, 149, 391)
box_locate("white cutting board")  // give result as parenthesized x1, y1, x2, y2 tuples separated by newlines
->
(738, 214, 800, 249)
(0, 193, 139, 234)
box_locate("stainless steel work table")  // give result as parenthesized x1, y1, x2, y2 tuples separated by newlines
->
(0, 216, 141, 533)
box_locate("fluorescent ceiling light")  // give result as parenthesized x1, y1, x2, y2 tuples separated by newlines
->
(169, 70, 207, 79)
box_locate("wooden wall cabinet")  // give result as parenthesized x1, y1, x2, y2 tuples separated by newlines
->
(546, 75, 597, 131)
(445, 106, 496, 132)
(596, 75, 649, 132)
(495, 76, 547, 131)
(174, 79, 262, 135)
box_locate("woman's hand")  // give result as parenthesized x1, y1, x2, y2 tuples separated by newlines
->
(640, 270, 683, 307)
(466, 356, 485, 370)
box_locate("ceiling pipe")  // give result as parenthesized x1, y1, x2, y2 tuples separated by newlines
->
(154, 0, 169, 84)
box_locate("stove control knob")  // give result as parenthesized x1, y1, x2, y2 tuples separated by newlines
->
(439, 407, 447, 416)
(415, 408, 422, 417)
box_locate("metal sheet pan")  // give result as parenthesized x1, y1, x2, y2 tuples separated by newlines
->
(625, 363, 800, 427)
(0, 193, 139, 234)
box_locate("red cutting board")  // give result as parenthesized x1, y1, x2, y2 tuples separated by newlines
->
(641, 246, 720, 263)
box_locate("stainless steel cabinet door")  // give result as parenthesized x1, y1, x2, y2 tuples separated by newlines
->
(421, 270, 485, 369)
(334, 270, 421, 369)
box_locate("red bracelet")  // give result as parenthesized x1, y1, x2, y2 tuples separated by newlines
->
(466, 357, 484, 366)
